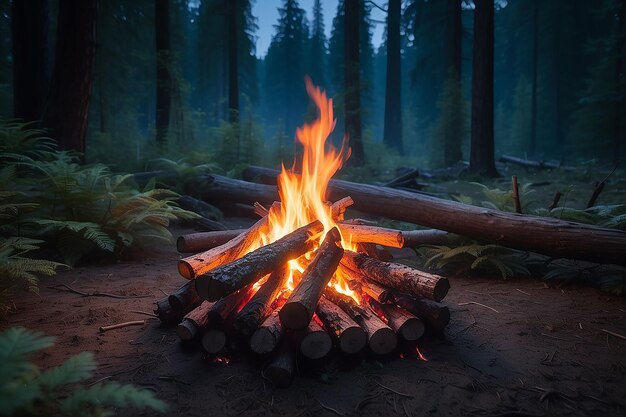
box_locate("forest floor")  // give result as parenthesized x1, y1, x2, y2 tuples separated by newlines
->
(4, 167, 626, 417)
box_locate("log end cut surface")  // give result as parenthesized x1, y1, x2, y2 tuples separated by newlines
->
(399, 318, 425, 341)
(176, 320, 196, 341)
(433, 278, 451, 303)
(300, 331, 332, 360)
(250, 328, 280, 355)
(202, 329, 226, 354)
(339, 326, 367, 354)
(178, 260, 194, 280)
(368, 327, 397, 355)
(279, 302, 311, 330)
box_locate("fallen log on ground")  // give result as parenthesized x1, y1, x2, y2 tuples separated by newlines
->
(402, 229, 452, 247)
(342, 251, 450, 302)
(499, 155, 576, 171)
(280, 227, 344, 330)
(300, 317, 332, 360)
(176, 195, 226, 231)
(177, 229, 244, 253)
(209, 169, 626, 266)
(315, 297, 366, 354)
(195, 221, 324, 301)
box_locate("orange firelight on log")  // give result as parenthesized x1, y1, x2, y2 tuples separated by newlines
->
(258, 78, 359, 303)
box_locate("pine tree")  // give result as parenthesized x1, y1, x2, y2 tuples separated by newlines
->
(383, 0, 403, 153)
(307, 0, 327, 88)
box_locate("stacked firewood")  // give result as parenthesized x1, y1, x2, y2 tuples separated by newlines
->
(155, 200, 451, 388)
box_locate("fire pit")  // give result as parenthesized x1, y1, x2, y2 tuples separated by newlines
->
(155, 80, 451, 387)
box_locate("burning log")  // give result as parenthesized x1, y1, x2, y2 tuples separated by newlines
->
(323, 292, 397, 355)
(331, 196, 354, 219)
(250, 310, 283, 355)
(176, 301, 214, 341)
(356, 243, 393, 262)
(337, 223, 404, 248)
(316, 297, 366, 354)
(231, 168, 626, 267)
(176, 229, 244, 253)
(168, 280, 202, 311)
(199, 286, 256, 354)
(360, 279, 450, 331)
(178, 215, 269, 279)
(233, 268, 288, 337)
(368, 298, 424, 341)
(342, 251, 450, 302)
(300, 316, 332, 360)
(264, 335, 296, 388)
(196, 220, 324, 301)
(279, 227, 344, 330)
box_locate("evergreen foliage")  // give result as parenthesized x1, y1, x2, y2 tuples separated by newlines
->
(0, 327, 167, 416)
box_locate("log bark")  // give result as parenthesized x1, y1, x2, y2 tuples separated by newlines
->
(342, 251, 450, 302)
(356, 243, 393, 262)
(177, 230, 244, 253)
(235, 167, 626, 266)
(168, 280, 202, 311)
(362, 278, 450, 331)
(233, 268, 288, 337)
(264, 335, 296, 388)
(323, 292, 397, 355)
(316, 297, 366, 354)
(368, 298, 424, 341)
(178, 215, 268, 279)
(200, 286, 256, 353)
(300, 317, 332, 360)
(250, 310, 284, 355)
(154, 298, 181, 326)
(176, 301, 214, 341)
(196, 221, 324, 301)
(338, 223, 404, 248)
(279, 227, 343, 330)
(402, 230, 451, 247)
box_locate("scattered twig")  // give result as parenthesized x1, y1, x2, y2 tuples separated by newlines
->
(87, 375, 112, 387)
(49, 283, 151, 299)
(317, 400, 345, 417)
(157, 375, 191, 385)
(600, 328, 626, 341)
(458, 302, 499, 313)
(516, 288, 531, 296)
(129, 310, 158, 318)
(254, 201, 269, 217)
(99, 320, 145, 332)
(512, 175, 522, 213)
(374, 381, 414, 398)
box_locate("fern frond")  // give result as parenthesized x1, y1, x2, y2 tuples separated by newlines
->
(0, 328, 54, 383)
(61, 382, 168, 414)
(38, 352, 96, 389)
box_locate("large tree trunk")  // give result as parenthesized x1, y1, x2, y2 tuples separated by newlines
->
(228, 0, 239, 124)
(382, 0, 402, 152)
(42, 0, 96, 155)
(469, 0, 497, 176)
(207, 171, 626, 266)
(11, 0, 48, 122)
(155, 0, 172, 146)
(614, 0, 626, 164)
(443, 0, 463, 166)
(529, 0, 538, 157)
(344, 0, 364, 164)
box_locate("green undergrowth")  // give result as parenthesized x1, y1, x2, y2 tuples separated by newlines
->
(0, 327, 167, 416)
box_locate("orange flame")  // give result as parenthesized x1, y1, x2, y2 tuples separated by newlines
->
(259, 78, 359, 303)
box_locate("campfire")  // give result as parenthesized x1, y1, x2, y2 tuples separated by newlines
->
(156, 79, 451, 387)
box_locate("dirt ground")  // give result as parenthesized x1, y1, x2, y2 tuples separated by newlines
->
(3, 219, 626, 417)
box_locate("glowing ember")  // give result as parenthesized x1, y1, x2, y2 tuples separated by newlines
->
(415, 346, 428, 361)
(257, 78, 359, 303)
